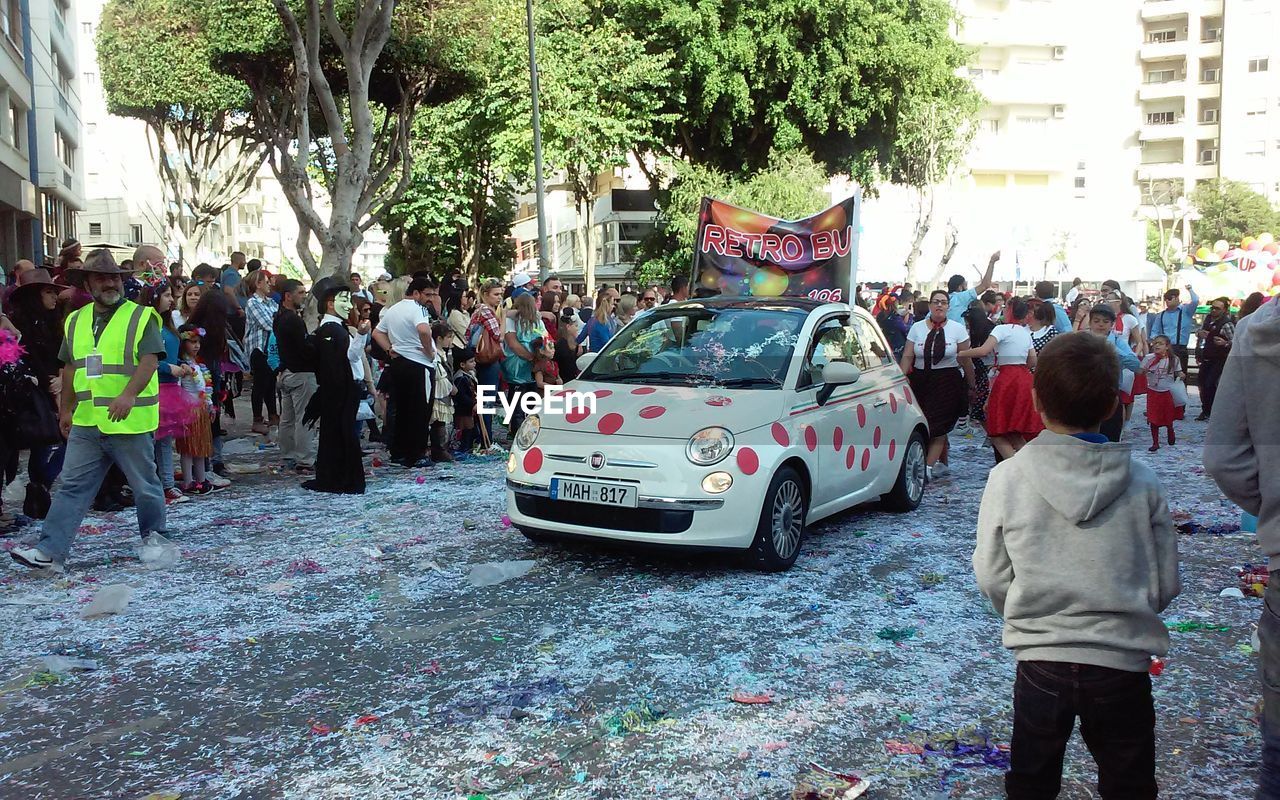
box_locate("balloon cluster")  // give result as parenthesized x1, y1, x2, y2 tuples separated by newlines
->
(1184, 232, 1280, 298)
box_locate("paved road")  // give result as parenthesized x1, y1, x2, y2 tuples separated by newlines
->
(0, 403, 1263, 799)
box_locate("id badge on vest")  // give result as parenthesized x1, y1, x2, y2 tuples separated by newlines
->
(85, 351, 104, 379)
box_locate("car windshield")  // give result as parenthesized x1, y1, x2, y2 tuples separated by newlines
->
(580, 305, 804, 388)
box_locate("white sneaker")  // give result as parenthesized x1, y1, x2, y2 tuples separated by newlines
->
(207, 474, 231, 489)
(931, 462, 951, 478)
(10, 546, 61, 572)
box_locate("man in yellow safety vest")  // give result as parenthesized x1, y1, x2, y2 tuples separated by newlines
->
(11, 249, 171, 571)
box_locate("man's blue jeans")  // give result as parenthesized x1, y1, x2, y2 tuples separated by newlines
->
(1258, 573, 1280, 799)
(36, 426, 168, 563)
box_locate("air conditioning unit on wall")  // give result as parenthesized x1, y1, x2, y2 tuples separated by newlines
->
(1053, 46, 1066, 59)
(1053, 105, 1066, 118)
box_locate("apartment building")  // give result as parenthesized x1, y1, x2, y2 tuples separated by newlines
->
(509, 156, 658, 292)
(1138, 0, 1280, 220)
(858, 0, 1147, 285)
(0, 0, 84, 269)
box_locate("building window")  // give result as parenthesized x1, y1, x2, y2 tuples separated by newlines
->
(88, 222, 102, 236)
(1077, 161, 1086, 170)
(83, 71, 97, 87)
(1146, 111, 1177, 125)
(42, 194, 60, 243)
(81, 21, 92, 36)
(1147, 69, 1177, 84)
(130, 224, 143, 244)
(54, 130, 74, 168)
(1148, 30, 1177, 44)
(2, 0, 19, 48)
(980, 119, 1001, 135)
(1246, 141, 1266, 157)
(1247, 99, 1269, 116)
(8, 103, 20, 151)
(1016, 116, 1049, 130)
(1074, 177, 1086, 189)
(1250, 58, 1270, 73)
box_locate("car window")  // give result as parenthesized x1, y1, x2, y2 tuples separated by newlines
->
(852, 315, 895, 369)
(801, 317, 854, 388)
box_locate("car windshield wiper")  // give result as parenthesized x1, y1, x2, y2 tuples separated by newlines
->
(717, 376, 783, 388)
(593, 370, 716, 385)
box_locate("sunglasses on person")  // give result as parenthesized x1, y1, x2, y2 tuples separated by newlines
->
(1211, 304, 1227, 312)
(641, 295, 658, 304)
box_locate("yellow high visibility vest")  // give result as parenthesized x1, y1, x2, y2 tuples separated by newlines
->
(64, 300, 160, 434)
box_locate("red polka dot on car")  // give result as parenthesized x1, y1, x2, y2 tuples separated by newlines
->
(856, 405, 867, 428)
(833, 426, 844, 452)
(889, 393, 899, 413)
(771, 422, 789, 447)
(631, 387, 656, 395)
(804, 426, 817, 452)
(592, 390, 613, 399)
(845, 446, 857, 470)
(639, 405, 666, 419)
(522, 447, 544, 474)
(706, 396, 732, 407)
(597, 413, 624, 434)
(860, 449, 871, 471)
(888, 440, 897, 460)
(904, 385, 914, 404)
(736, 447, 759, 475)
(873, 427, 882, 449)
(565, 407, 592, 424)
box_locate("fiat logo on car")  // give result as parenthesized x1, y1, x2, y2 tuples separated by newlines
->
(589, 452, 606, 470)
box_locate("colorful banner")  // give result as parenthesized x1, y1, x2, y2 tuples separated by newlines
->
(692, 195, 861, 302)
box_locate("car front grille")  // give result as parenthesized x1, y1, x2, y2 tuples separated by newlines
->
(514, 495, 694, 534)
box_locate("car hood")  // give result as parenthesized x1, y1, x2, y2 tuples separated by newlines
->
(540, 381, 787, 439)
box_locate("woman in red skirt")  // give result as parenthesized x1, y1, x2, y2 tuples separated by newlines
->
(958, 298, 1043, 460)
(1139, 334, 1184, 452)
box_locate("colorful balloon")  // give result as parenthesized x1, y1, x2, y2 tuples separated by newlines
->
(1196, 247, 1211, 260)
(1242, 236, 1256, 249)
(1260, 233, 1276, 246)
(1248, 240, 1263, 251)
(1214, 239, 1230, 254)
(1265, 243, 1280, 256)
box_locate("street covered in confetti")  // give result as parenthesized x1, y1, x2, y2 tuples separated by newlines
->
(0, 399, 1263, 799)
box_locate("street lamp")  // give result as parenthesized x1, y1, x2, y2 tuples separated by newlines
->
(526, 0, 550, 283)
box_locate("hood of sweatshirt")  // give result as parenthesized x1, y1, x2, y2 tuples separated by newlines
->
(1244, 299, 1280, 359)
(1021, 430, 1133, 524)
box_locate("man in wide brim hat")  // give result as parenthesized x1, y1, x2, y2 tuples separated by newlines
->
(66, 248, 137, 276)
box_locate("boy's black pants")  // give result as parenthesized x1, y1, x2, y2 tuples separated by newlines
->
(1007, 661, 1156, 800)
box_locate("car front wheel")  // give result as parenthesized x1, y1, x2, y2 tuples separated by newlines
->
(746, 466, 807, 572)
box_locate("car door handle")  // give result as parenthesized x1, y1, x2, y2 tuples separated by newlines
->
(873, 399, 890, 408)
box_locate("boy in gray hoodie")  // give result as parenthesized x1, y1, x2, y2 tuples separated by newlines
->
(1204, 297, 1280, 798)
(974, 332, 1180, 800)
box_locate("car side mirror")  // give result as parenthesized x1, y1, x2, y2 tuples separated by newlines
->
(816, 361, 861, 405)
(576, 352, 598, 372)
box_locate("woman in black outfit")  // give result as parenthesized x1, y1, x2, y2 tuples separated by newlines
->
(5, 269, 65, 517)
(554, 311, 583, 383)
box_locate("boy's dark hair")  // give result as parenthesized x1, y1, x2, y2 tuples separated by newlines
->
(1033, 301, 1056, 326)
(981, 289, 1002, 306)
(1034, 281, 1056, 300)
(1034, 333, 1119, 428)
(1008, 297, 1029, 320)
(453, 346, 476, 370)
(947, 274, 965, 293)
(430, 321, 452, 339)
(1089, 304, 1117, 324)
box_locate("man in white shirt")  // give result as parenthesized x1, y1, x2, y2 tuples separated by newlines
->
(372, 276, 438, 467)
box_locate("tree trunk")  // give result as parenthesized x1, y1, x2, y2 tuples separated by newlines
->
(904, 188, 934, 286)
(930, 220, 959, 288)
(576, 181, 595, 295)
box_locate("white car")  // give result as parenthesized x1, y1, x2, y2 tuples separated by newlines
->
(504, 297, 928, 570)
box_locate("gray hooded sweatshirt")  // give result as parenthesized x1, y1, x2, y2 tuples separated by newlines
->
(973, 431, 1180, 672)
(1205, 298, 1280, 569)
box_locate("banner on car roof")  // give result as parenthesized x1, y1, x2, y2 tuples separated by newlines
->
(691, 195, 861, 303)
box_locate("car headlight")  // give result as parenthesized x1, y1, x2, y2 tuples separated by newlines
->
(514, 415, 540, 450)
(687, 427, 734, 466)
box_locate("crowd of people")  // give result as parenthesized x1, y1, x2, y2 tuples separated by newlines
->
(0, 247, 698, 564)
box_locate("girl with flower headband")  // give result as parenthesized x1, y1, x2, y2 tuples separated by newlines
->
(140, 282, 200, 504)
(174, 323, 217, 495)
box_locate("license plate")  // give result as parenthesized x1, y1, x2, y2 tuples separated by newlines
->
(549, 477, 638, 508)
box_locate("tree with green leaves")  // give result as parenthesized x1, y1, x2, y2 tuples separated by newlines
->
(201, 0, 487, 279)
(634, 151, 830, 288)
(614, 0, 972, 184)
(1190, 179, 1280, 247)
(97, 0, 266, 262)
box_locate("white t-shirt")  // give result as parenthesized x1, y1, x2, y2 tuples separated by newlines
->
(1117, 313, 1139, 340)
(375, 298, 434, 368)
(907, 319, 969, 371)
(989, 323, 1033, 365)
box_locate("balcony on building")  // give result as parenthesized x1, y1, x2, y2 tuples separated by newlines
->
(1139, 74, 1188, 102)
(1141, 0, 1222, 22)
(955, 10, 1068, 50)
(1140, 108, 1186, 141)
(1140, 26, 1190, 62)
